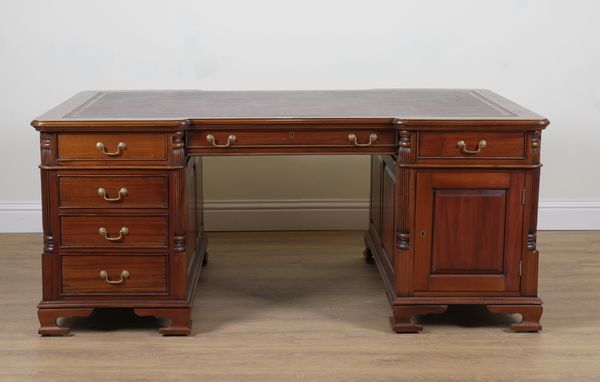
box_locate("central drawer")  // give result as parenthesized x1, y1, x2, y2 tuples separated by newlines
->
(60, 215, 168, 248)
(188, 129, 396, 150)
(61, 255, 168, 294)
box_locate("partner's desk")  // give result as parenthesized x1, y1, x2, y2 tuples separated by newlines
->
(31, 89, 548, 335)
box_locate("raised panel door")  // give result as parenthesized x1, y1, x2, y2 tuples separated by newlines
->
(414, 170, 524, 293)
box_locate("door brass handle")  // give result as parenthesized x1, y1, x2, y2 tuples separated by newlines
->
(99, 270, 129, 285)
(98, 227, 128, 241)
(97, 187, 128, 202)
(348, 133, 378, 147)
(96, 142, 127, 156)
(206, 134, 236, 148)
(457, 139, 487, 154)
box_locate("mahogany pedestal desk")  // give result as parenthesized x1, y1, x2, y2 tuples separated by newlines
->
(31, 89, 548, 335)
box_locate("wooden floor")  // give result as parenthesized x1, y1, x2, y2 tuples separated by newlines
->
(0, 231, 599, 381)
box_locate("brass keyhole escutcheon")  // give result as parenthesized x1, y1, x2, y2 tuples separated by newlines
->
(289, 131, 295, 139)
(420, 230, 426, 238)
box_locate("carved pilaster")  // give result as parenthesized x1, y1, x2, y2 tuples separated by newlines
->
(168, 166, 189, 300)
(531, 130, 541, 165)
(172, 167, 187, 255)
(40, 133, 54, 165)
(396, 166, 411, 251)
(40, 168, 53, 254)
(171, 131, 186, 165)
(43, 235, 54, 252)
(395, 130, 414, 251)
(528, 232, 537, 251)
(174, 235, 186, 254)
(528, 167, 541, 251)
(525, 131, 542, 250)
(396, 232, 410, 250)
(397, 130, 416, 164)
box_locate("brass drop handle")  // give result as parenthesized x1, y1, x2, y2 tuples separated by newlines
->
(99, 270, 129, 285)
(97, 187, 128, 202)
(96, 142, 127, 156)
(457, 139, 487, 154)
(98, 227, 128, 241)
(206, 134, 236, 148)
(348, 133, 378, 147)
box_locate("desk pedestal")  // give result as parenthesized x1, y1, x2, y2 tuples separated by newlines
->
(365, 128, 543, 332)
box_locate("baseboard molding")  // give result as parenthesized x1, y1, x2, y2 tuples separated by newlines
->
(0, 202, 43, 233)
(1, 199, 599, 233)
(538, 199, 600, 230)
(203, 199, 370, 231)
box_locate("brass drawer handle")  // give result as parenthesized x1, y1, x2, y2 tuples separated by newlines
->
(96, 142, 127, 156)
(97, 187, 128, 202)
(457, 139, 487, 154)
(98, 227, 128, 241)
(348, 133, 378, 147)
(99, 270, 129, 285)
(206, 134, 236, 148)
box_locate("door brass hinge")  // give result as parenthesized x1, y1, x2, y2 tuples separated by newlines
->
(519, 260, 523, 277)
(521, 189, 526, 205)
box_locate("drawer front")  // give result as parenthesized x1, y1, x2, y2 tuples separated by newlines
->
(190, 130, 396, 149)
(57, 133, 167, 160)
(418, 132, 526, 159)
(59, 175, 168, 208)
(60, 215, 168, 248)
(61, 255, 167, 294)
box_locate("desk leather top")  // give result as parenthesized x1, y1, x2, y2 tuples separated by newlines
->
(32, 89, 547, 128)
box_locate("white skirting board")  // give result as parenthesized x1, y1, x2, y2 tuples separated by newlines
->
(1, 199, 599, 233)
(203, 199, 370, 231)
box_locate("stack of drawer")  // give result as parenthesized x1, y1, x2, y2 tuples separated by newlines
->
(56, 132, 172, 299)
(34, 127, 205, 335)
(58, 169, 169, 295)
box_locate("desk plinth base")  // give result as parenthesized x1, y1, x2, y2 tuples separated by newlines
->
(38, 308, 94, 336)
(487, 304, 543, 332)
(36, 305, 193, 336)
(134, 308, 192, 336)
(390, 305, 448, 333)
(388, 303, 543, 333)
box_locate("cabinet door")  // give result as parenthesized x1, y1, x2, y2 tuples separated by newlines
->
(414, 170, 524, 293)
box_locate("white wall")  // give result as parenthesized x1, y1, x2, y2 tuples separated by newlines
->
(1, 0, 599, 231)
